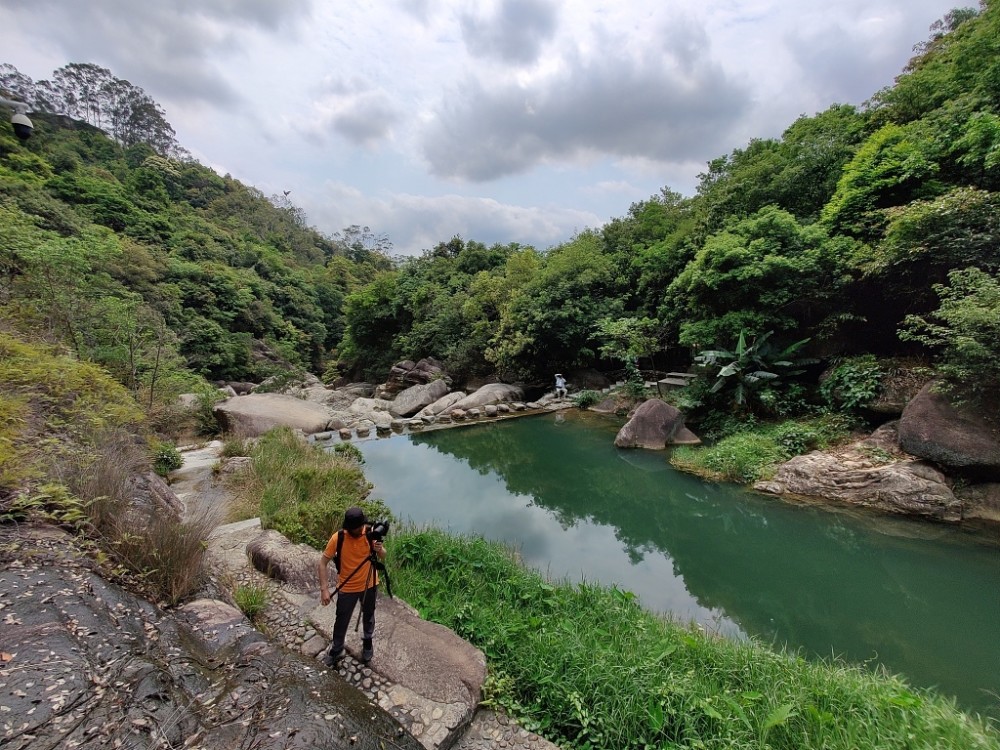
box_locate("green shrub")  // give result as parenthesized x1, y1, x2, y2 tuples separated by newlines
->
(900, 268, 1000, 401)
(332, 442, 365, 463)
(821, 355, 884, 411)
(194, 387, 225, 435)
(234, 582, 270, 622)
(238, 427, 391, 549)
(768, 422, 822, 455)
(151, 440, 182, 476)
(221, 436, 252, 458)
(672, 433, 785, 483)
(1, 483, 91, 529)
(572, 390, 602, 408)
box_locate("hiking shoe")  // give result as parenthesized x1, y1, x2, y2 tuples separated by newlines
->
(361, 640, 374, 663)
(323, 648, 344, 667)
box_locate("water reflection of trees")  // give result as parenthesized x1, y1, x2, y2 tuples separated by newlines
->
(411, 414, 1000, 716)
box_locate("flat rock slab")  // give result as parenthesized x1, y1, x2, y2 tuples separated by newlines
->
(214, 393, 333, 436)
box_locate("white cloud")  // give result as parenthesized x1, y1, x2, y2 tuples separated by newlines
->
(0, 0, 961, 255)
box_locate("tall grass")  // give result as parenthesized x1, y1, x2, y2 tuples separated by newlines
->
(387, 527, 999, 750)
(227, 427, 392, 548)
(60, 427, 216, 606)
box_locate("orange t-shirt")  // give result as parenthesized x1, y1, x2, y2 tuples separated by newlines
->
(323, 527, 378, 593)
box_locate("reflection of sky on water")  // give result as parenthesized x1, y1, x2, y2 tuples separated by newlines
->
(357, 437, 742, 638)
(343, 415, 1000, 719)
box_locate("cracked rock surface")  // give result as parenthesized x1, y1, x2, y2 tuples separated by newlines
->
(0, 523, 422, 750)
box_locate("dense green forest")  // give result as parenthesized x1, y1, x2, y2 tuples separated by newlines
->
(2, 2, 999, 440)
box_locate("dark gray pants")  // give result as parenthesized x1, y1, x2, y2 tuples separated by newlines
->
(329, 587, 376, 654)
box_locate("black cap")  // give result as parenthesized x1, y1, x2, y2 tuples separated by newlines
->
(343, 506, 366, 530)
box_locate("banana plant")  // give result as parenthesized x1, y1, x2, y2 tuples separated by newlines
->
(694, 330, 816, 410)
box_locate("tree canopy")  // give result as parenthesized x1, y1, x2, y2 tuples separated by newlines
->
(2, 0, 999, 406)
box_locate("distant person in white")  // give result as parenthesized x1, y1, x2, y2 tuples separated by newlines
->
(554, 373, 567, 398)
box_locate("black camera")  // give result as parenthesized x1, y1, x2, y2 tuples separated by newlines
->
(367, 520, 390, 543)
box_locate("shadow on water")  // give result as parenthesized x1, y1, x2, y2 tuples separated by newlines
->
(353, 410, 1000, 719)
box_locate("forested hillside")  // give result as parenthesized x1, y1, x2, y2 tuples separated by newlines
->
(2, 2, 998, 435)
(1, 64, 394, 394)
(337, 2, 1000, 409)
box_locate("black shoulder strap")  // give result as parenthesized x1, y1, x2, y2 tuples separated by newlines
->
(334, 529, 344, 573)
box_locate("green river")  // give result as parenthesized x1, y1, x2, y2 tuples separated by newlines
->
(350, 410, 1000, 718)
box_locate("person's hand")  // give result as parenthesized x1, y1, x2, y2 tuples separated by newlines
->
(373, 540, 385, 558)
(320, 587, 331, 606)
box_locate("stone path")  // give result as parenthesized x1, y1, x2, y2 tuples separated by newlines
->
(182, 446, 561, 750)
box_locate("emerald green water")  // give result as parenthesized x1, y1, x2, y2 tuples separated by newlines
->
(352, 410, 1000, 718)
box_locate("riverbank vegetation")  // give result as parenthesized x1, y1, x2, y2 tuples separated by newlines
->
(226, 426, 392, 549)
(0, 334, 213, 605)
(223, 425, 998, 749)
(670, 414, 853, 483)
(388, 527, 998, 750)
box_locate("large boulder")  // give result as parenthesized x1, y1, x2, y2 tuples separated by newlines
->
(379, 358, 451, 398)
(246, 529, 321, 591)
(954, 483, 1000, 524)
(614, 399, 701, 449)
(349, 396, 395, 415)
(450, 383, 524, 410)
(390, 379, 452, 417)
(213, 393, 332, 436)
(898, 383, 1000, 480)
(419, 391, 468, 416)
(869, 366, 931, 416)
(757, 451, 961, 522)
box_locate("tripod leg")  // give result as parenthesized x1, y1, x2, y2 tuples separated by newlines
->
(353, 559, 377, 632)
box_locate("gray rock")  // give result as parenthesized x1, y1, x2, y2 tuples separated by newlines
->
(225, 381, 258, 395)
(899, 383, 1000, 480)
(246, 529, 321, 591)
(213, 393, 333, 436)
(349, 397, 395, 415)
(614, 399, 701, 449)
(380, 358, 452, 398)
(419, 391, 468, 416)
(450, 383, 524, 410)
(758, 451, 961, 522)
(1, 527, 421, 750)
(177, 392, 201, 408)
(954, 483, 1000, 524)
(391, 379, 452, 417)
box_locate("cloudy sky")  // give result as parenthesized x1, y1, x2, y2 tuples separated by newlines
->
(1, 0, 961, 255)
